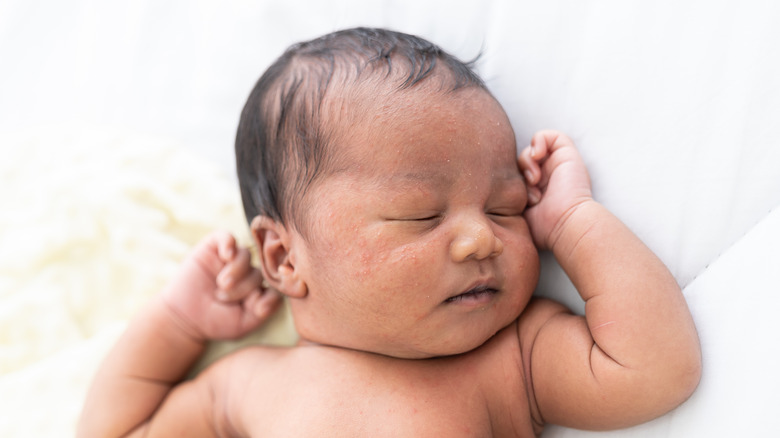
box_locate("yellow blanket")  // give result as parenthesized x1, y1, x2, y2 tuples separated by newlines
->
(0, 125, 296, 436)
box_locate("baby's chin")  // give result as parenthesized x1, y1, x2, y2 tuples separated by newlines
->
(388, 338, 497, 359)
(348, 320, 516, 360)
(295, 327, 502, 359)
(376, 331, 504, 359)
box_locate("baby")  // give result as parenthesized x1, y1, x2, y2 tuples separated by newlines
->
(78, 27, 701, 437)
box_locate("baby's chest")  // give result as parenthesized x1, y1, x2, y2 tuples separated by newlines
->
(243, 347, 536, 436)
(256, 383, 501, 437)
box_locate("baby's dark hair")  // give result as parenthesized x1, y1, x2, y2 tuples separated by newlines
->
(235, 27, 487, 230)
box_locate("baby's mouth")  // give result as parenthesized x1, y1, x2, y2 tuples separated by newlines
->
(444, 285, 499, 303)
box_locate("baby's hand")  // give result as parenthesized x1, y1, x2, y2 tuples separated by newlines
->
(518, 130, 593, 251)
(162, 231, 282, 342)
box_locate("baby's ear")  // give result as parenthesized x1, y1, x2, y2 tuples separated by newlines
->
(250, 216, 308, 299)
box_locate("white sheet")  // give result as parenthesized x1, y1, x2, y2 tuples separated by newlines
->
(2, 1, 779, 436)
(544, 207, 780, 436)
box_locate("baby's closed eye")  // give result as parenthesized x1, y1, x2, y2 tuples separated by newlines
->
(383, 211, 445, 233)
(394, 213, 442, 222)
(487, 207, 524, 217)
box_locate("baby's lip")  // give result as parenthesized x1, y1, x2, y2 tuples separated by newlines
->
(444, 280, 500, 303)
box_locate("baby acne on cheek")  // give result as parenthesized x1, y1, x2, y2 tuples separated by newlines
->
(353, 232, 427, 284)
(311, 214, 386, 279)
(350, 232, 392, 280)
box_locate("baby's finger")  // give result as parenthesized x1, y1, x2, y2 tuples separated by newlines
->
(534, 130, 574, 155)
(218, 268, 263, 302)
(251, 288, 283, 320)
(532, 130, 576, 155)
(215, 231, 238, 263)
(518, 146, 540, 185)
(232, 288, 282, 333)
(188, 231, 239, 278)
(530, 131, 552, 160)
(527, 185, 543, 206)
(217, 247, 253, 289)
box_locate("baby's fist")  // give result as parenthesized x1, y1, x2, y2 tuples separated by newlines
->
(163, 231, 282, 342)
(518, 131, 593, 251)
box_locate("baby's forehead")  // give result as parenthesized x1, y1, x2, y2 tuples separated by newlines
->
(320, 84, 516, 175)
(322, 79, 426, 126)
(319, 70, 493, 136)
(319, 82, 460, 160)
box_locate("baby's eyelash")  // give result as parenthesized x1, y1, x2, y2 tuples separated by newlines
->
(409, 215, 440, 221)
(487, 209, 523, 217)
(388, 214, 444, 231)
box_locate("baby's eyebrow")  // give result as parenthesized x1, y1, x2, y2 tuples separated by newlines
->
(385, 167, 523, 186)
(381, 170, 454, 189)
(392, 171, 441, 182)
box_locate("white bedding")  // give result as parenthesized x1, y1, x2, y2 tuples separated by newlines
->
(1, 1, 779, 436)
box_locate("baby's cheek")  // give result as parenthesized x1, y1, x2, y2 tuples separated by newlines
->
(385, 241, 440, 292)
(507, 237, 541, 289)
(347, 234, 382, 280)
(357, 241, 425, 290)
(350, 226, 402, 273)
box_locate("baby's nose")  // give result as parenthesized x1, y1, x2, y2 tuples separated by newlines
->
(450, 216, 504, 262)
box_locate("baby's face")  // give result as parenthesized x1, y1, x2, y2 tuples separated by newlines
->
(289, 86, 540, 358)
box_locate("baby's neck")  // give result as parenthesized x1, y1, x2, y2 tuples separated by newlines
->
(293, 337, 437, 360)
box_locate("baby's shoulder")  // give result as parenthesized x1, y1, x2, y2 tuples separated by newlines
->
(514, 297, 574, 364)
(517, 297, 571, 330)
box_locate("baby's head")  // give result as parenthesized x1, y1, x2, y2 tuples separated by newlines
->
(237, 27, 540, 358)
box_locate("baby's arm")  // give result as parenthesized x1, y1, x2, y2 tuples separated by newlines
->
(77, 231, 281, 437)
(518, 131, 701, 430)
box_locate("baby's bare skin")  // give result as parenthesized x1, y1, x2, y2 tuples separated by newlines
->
(219, 322, 539, 437)
(79, 83, 701, 437)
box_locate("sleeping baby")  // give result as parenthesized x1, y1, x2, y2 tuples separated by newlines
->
(78, 27, 701, 437)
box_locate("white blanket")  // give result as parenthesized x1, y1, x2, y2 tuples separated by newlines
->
(2, 1, 779, 436)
